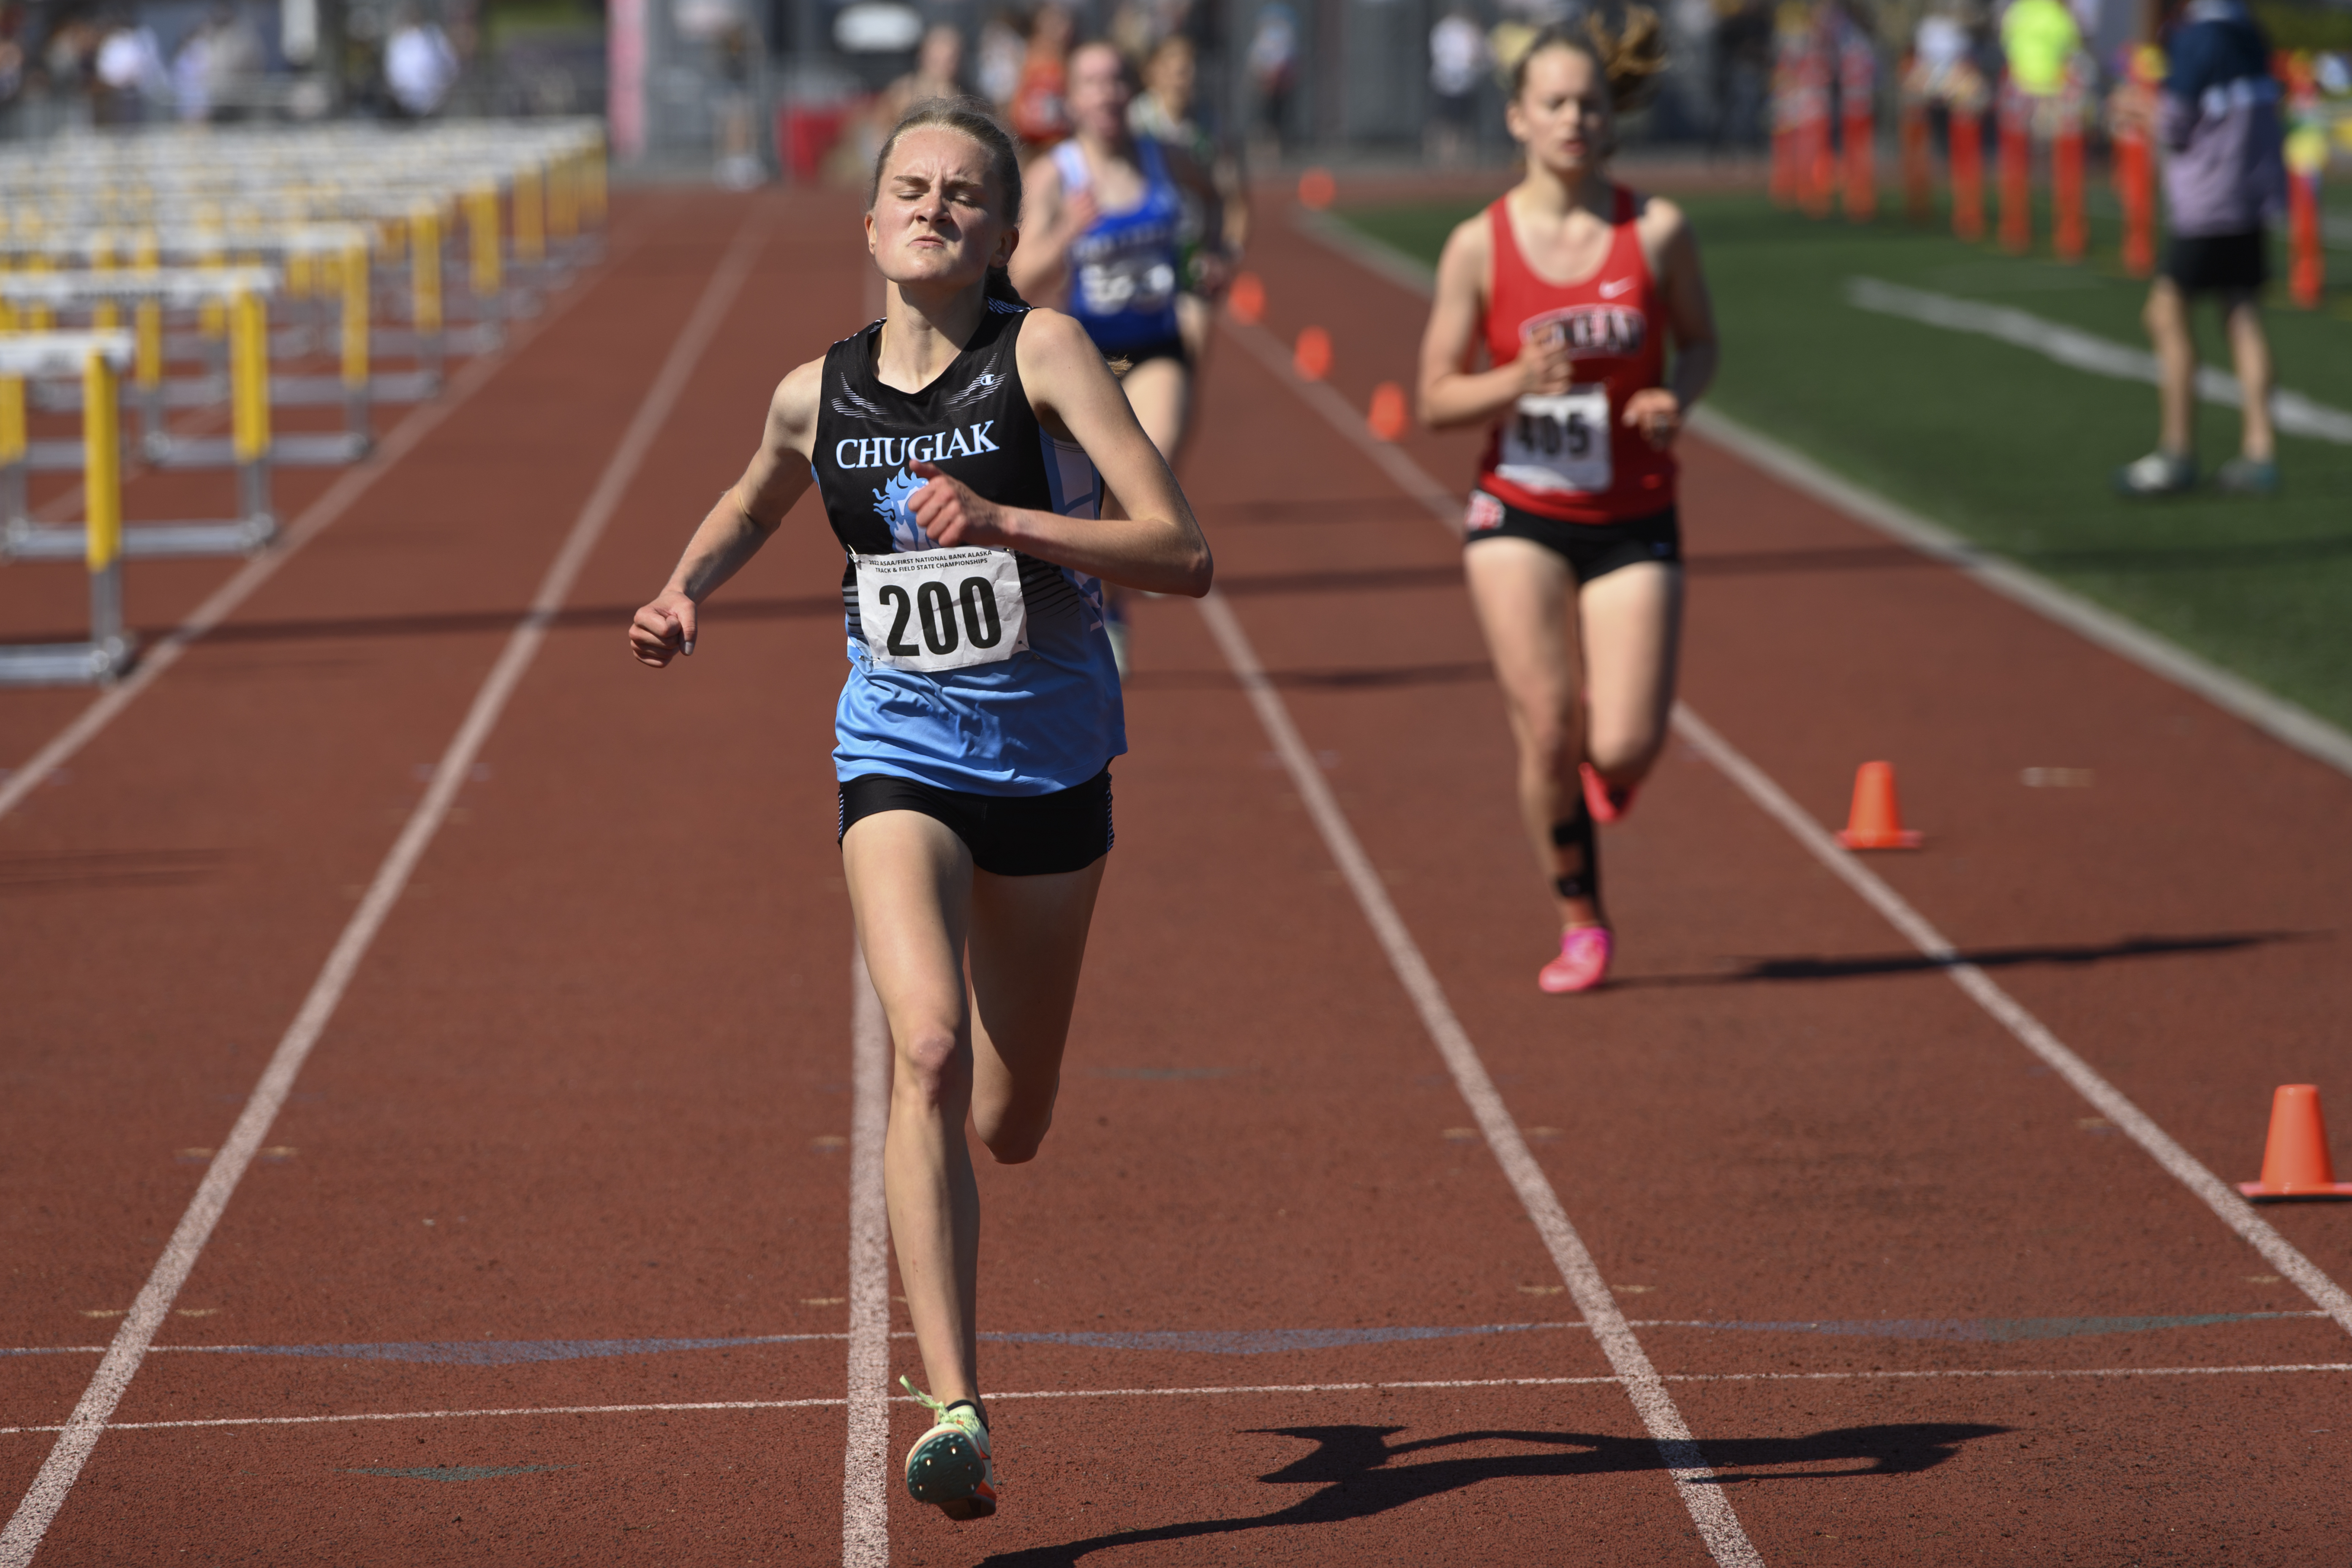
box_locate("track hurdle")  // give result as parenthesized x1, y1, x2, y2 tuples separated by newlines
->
(0, 265, 275, 449)
(0, 331, 137, 685)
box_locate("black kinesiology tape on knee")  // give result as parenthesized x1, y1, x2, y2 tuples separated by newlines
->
(1550, 805, 1598, 903)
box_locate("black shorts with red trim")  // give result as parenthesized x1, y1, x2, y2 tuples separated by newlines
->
(1463, 489, 1682, 587)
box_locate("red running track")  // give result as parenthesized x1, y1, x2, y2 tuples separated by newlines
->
(3, 185, 2349, 1565)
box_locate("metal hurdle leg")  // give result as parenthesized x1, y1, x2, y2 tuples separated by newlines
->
(342, 240, 372, 446)
(0, 367, 24, 550)
(467, 183, 506, 338)
(135, 297, 166, 454)
(411, 204, 444, 386)
(231, 290, 276, 552)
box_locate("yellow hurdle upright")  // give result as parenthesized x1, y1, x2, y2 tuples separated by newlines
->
(468, 184, 502, 302)
(341, 237, 370, 441)
(84, 346, 121, 577)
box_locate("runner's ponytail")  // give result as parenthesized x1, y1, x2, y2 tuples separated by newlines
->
(1508, 5, 1669, 113)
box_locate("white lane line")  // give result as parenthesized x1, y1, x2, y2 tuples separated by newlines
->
(11, 1360, 2348, 1436)
(1194, 594, 1763, 1568)
(0, 207, 773, 1568)
(1224, 286, 2352, 1343)
(1844, 276, 2352, 445)
(1282, 207, 2352, 783)
(1668, 705, 2352, 1338)
(0, 218, 653, 826)
(842, 944, 893, 1568)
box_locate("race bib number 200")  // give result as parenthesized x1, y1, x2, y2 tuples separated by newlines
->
(856, 547, 1029, 674)
(1496, 385, 1612, 495)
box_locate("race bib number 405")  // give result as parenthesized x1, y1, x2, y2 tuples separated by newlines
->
(1496, 385, 1612, 495)
(856, 547, 1029, 674)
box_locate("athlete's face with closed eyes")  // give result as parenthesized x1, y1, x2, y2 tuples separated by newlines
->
(867, 127, 1017, 293)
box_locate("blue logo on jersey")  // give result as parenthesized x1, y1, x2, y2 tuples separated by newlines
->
(872, 466, 932, 552)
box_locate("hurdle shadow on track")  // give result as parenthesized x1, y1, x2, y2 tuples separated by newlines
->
(1611, 930, 2319, 991)
(972, 1421, 2005, 1565)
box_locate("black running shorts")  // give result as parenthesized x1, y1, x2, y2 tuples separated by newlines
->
(838, 769, 1113, 877)
(2162, 228, 2266, 297)
(1464, 492, 1682, 587)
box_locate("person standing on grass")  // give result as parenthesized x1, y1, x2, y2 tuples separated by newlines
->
(1014, 39, 1229, 675)
(1414, 9, 1720, 996)
(627, 99, 1211, 1522)
(2110, 0, 2286, 496)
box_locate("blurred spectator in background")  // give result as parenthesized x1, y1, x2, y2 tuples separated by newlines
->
(1131, 32, 1250, 256)
(1427, 3, 1488, 164)
(1009, 2, 1073, 147)
(385, 4, 460, 117)
(1998, 0, 2078, 98)
(170, 15, 212, 120)
(201, 3, 263, 120)
(2111, 0, 2285, 496)
(93, 13, 168, 122)
(978, 10, 1024, 111)
(1245, 1, 1296, 160)
(881, 22, 967, 126)
(1708, 0, 1772, 150)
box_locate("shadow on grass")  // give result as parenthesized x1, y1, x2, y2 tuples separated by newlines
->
(974, 1421, 2004, 1566)
(1612, 930, 2315, 991)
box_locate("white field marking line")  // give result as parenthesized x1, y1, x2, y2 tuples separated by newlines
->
(1193, 593, 1765, 1568)
(1284, 206, 2352, 783)
(0, 207, 773, 1568)
(0, 223, 651, 825)
(11, 1361, 2351, 1437)
(1669, 705, 2352, 1339)
(842, 944, 892, 1568)
(1230, 277, 2352, 1344)
(1845, 275, 2352, 445)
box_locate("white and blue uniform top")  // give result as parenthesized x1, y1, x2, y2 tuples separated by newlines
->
(1051, 136, 1185, 354)
(813, 299, 1124, 795)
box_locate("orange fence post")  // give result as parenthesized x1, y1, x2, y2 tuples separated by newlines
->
(2052, 80, 2086, 261)
(1997, 80, 2033, 253)
(1951, 103, 1986, 241)
(1900, 74, 1933, 222)
(1804, 39, 1835, 218)
(1841, 33, 1877, 220)
(2283, 50, 2327, 308)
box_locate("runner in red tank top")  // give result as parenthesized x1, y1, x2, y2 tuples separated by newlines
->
(1415, 9, 1720, 994)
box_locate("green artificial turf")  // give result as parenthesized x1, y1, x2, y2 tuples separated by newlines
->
(1336, 191, 2352, 735)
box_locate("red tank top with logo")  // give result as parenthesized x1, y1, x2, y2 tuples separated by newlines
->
(1471, 186, 1674, 526)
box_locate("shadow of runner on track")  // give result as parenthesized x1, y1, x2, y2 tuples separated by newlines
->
(1610, 931, 2319, 991)
(972, 1421, 2005, 1566)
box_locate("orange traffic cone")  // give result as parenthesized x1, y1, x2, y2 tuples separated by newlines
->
(1367, 381, 1408, 441)
(1835, 760, 1922, 849)
(2238, 1085, 2352, 1198)
(1227, 271, 1266, 325)
(1298, 167, 1337, 210)
(1293, 326, 1332, 381)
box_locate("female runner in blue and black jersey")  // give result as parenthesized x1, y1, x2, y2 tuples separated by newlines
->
(628, 100, 1212, 1524)
(1011, 37, 1228, 672)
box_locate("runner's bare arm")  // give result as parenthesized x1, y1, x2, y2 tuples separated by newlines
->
(1005, 156, 1095, 304)
(1417, 212, 1572, 430)
(628, 359, 822, 666)
(1623, 198, 1719, 449)
(906, 307, 1211, 596)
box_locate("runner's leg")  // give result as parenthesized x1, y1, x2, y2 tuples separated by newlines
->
(1578, 559, 1683, 792)
(968, 860, 1107, 1163)
(2222, 294, 2275, 463)
(843, 810, 982, 1408)
(2144, 278, 2197, 458)
(1103, 355, 1195, 671)
(1464, 536, 1598, 928)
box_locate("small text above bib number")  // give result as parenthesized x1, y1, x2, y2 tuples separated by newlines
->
(856, 547, 1029, 673)
(1497, 385, 1611, 495)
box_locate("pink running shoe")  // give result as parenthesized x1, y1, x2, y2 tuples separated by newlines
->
(1538, 926, 1613, 994)
(1581, 763, 1637, 825)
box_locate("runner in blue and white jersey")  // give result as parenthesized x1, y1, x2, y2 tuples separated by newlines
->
(628, 98, 1211, 1525)
(1013, 39, 1229, 672)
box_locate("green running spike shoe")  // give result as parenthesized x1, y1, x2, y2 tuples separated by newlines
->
(900, 1376, 996, 1520)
